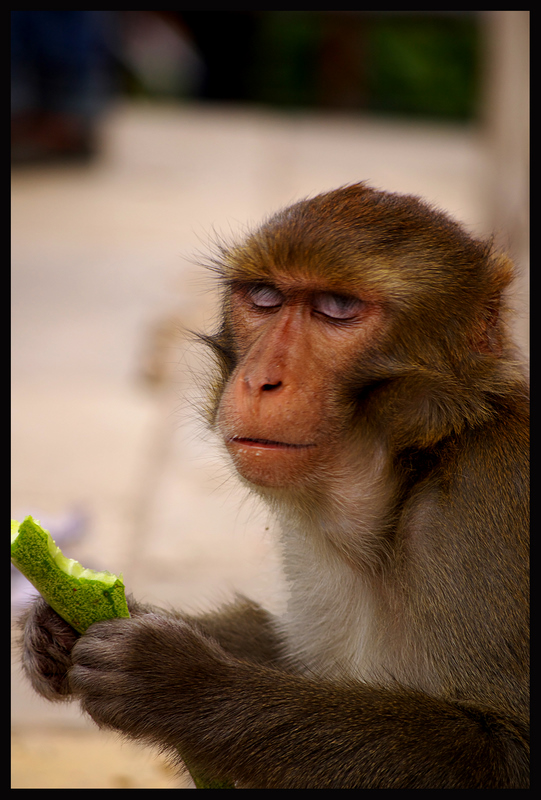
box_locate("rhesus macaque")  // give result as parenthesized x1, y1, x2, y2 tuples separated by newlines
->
(20, 184, 529, 788)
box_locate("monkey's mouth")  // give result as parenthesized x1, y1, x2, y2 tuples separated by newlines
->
(228, 436, 315, 450)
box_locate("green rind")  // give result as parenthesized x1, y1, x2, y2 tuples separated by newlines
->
(11, 516, 129, 634)
(12, 516, 228, 789)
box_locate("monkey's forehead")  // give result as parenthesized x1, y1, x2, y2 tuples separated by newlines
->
(212, 182, 505, 306)
(218, 236, 483, 306)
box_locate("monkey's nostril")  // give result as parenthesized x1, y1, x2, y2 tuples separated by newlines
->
(262, 381, 282, 391)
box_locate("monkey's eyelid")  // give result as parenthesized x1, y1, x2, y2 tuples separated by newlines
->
(245, 284, 284, 308)
(312, 292, 365, 320)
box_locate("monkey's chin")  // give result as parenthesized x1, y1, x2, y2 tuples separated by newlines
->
(225, 437, 316, 488)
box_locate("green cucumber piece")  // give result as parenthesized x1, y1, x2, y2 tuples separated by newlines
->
(11, 516, 232, 788)
(11, 515, 129, 633)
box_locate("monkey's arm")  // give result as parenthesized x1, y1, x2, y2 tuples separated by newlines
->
(18, 593, 286, 704)
(123, 594, 288, 667)
(128, 594, 287, 666)
(69, 613, 528, 789)
(184, 596, 288, 668)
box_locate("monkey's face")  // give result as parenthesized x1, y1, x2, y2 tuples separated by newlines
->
(216, 278, 384, 489)
(210, 182, 514, 474)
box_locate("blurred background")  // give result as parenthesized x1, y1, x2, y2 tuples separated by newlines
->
(11, 11, 529, 789)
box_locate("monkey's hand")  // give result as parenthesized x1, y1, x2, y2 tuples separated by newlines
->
(19, 596, 79, 701)
(18, 594, 155, 703)
(69, 613, 233, 749)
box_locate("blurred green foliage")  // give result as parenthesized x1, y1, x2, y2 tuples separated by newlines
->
(253, 12, 322, 108)
(366, 15, 480, 120)
(252, 12, 480, 121)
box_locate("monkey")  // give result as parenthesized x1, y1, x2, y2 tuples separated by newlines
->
(19, 183, 529, 789)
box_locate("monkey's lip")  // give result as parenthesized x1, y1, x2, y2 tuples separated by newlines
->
(227, 436, 315, 450)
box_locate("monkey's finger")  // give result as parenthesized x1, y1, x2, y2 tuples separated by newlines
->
(72, 623, 131, 671)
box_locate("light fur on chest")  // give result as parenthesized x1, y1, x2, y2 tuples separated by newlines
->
(275, 444, 398, 681)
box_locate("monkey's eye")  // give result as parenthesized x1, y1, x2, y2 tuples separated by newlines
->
(246, 284, 284, 309)
(312, 292, 364, 321)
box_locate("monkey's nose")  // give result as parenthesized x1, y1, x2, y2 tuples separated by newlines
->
(261, 380, 282, 392)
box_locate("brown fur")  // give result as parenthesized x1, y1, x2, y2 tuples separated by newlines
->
(19, 184, 529, 788)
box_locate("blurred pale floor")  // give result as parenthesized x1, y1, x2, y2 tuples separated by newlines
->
(11, 101, 529, 789)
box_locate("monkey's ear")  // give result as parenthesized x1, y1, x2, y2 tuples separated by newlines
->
(472, 298, 503, 356)
(472, 252, 515, 357)
(488, 251, 515, 294)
